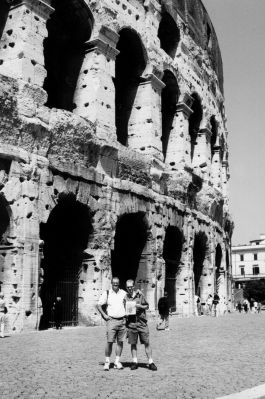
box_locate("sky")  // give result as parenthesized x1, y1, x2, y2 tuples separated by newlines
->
(203, 0, 265, 245)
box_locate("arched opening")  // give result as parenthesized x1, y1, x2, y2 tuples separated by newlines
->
(210, 116, 217, 160)
(0, 195, 10, 244)
(215, 244, 222, 293)
(0, 1, 9, 41)
(111, 212, 148, 289)
(114, 28, 147, 146)
(161, 70, 179, 161)
(189, 93, 203, 162)
(193, 232, 207, 296)
(39, 193, 92, 329)
(158, 12, 180, 59)
(43, 0, 93, 111)
(163, 226, 183, 311)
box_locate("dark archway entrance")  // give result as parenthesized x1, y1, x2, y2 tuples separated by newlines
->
(0, 1, 10, 40)
(114, 29, 146, 145)
(111, 212, 148, 289)
(193, 232, 207, 296)
(43, 0, 93, 111)
(189, 93, 203, 162)
(215, 244, 222, 293)
(158, 11, 180, 59)
(210, 115, 218, 160)
(39, 194, 92, 329)
(161, 70, 179, 161)
(163, 226, 183, 311)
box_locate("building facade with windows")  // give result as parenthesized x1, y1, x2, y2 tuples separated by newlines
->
(232, 234, 265, 288)
(0, 0, 233, 332)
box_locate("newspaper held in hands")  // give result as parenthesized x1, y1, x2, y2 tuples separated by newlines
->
(126, 300, 136, 315)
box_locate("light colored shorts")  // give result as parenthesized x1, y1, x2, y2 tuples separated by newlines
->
(106, 317, 126, 343)
(0, 312, 7, 323)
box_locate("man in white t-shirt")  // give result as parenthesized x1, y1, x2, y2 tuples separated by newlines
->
(97, 277, 126, 371)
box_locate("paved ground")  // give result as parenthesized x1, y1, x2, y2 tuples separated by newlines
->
(1, 313, 265, 399)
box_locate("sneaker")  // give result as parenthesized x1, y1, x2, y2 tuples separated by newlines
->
(114, 361, 123, 370)
(165, 328, 170, 331)
(103, 362, 110, 371)
(130, 362, 138, 370)
(148, 362, 157, 371)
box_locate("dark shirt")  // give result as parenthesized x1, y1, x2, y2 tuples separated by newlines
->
(158, 296, 170, 315)
(125, 290, 148, 330)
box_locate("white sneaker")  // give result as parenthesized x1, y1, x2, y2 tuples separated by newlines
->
(103, 362, 110, 371)
(114, 361, 123, 370)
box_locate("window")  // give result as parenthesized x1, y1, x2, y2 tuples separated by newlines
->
(253, 266, 259, 275)
(240, 267, 245, 276)
(240, 254, 244, 261)
(254, 253, 258, 260)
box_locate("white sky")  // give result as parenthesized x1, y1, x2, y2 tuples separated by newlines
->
(203, 0, 265, 245)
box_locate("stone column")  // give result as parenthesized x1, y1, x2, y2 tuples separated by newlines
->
(211, 146, 222, 188)
(127, 73, 165, 161)
(0, 0, 53, 86)
(192, 128, 211, 180)
(73, 28, 119, 141)
(221, 160, 228, 198)
(165, 99, 193, 170)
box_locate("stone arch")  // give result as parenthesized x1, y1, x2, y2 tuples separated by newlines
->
(111, 212, 149, 289)
(161, 70, 179, 162)
(0, 0, 9, 42)
(163, 225, 183, 311)
(193, 231, 208, 297)
(114, 28, 147, 146)
(43, 0, 94, 111)
(189, 93, 203, 162)
(0, 194, 11, 244)
(215, 243, 222, 294)
(158, 11, 180, 59)
(39, 193, 93, 329)
(210, 115, 218, 160)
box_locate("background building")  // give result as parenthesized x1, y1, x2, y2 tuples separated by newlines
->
(232, 234, 265, 289)
(0, 0, 233, 331)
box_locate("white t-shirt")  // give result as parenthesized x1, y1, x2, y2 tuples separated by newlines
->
(98, 289, 126, 318)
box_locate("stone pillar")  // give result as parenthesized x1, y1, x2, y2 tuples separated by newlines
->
(0, 0, 53, 86)
(211, 146, 222, 188)
(192, 128, 211, 180)
(165, 98, 193, 170)
(221, 160, 228, 197)
(73, 28, 119, 140)
(175, 213, 194, 317)
(127, 73, 165, 160)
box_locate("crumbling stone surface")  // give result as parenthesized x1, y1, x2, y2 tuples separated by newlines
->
(0, 0, 233, 332)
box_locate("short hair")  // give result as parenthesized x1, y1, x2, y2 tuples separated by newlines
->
(112, 277, 120, 284)
(126, 279, 134, 286)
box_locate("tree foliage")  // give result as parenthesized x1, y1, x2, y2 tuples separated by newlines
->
(244, 279, 265, 303)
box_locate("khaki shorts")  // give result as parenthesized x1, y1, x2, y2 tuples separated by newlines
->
(127, 324, 149, 345)
(106, 318, 126, 343)
(0, 313, 7, 323)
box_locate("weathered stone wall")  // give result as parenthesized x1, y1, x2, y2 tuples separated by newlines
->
(0, 0, 233, 331)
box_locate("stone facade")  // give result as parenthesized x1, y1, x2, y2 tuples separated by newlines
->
(0, 0, 233, 332)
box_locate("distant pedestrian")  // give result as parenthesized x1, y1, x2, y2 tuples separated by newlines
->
(257, 302, 261, 313)
(157, 291, 170, 331)
(125, 279, 157, 371)
(52, 296, 63, 330)
(206, 294, 213, 315)
(212, 293, 220, 317)
(96, 277, 126, 371)
(237, 302, 242, 313)
(0, 293, 8, 338)
(243, 299, 249, 313)
(194, 294, 201, 316)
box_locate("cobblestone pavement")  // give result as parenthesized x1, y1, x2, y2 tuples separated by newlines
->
(1, 313, 265, 399)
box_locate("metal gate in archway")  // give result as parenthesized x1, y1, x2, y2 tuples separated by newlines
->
(49, 271, 79, 327)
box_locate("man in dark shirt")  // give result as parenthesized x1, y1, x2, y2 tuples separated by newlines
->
(157, 291, 170, 331)
(125, 279, 157, 371)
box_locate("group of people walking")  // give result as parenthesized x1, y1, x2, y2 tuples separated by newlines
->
(236, 299, 261, 314)
(97, 277, 157, 371)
